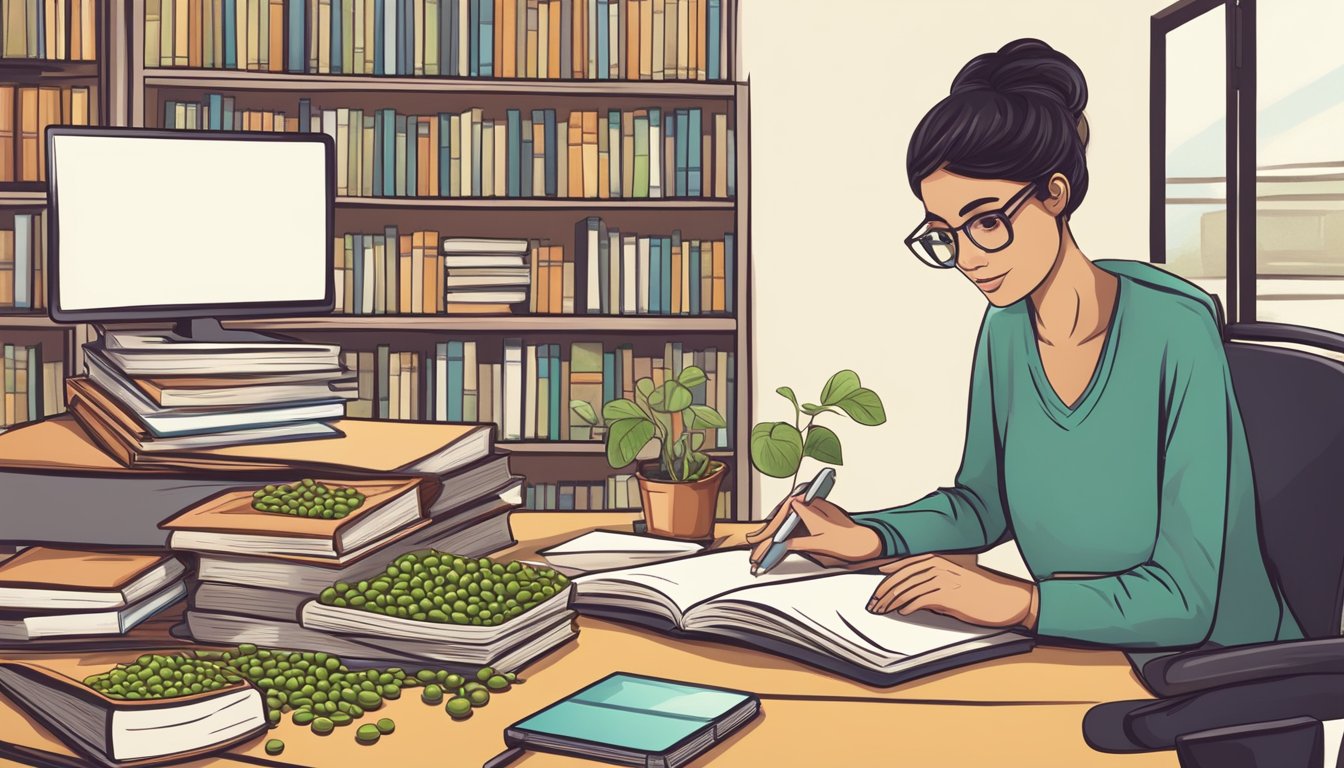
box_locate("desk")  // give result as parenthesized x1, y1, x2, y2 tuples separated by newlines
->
(0, 513, 1177, 768)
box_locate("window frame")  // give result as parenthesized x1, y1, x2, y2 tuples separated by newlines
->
(1151, 0, 1257, 324)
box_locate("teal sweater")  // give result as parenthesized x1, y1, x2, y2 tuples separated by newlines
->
(854, 260, 1301, 650)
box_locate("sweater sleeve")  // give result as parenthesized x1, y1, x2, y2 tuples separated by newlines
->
(850, 313, 1008, 557)
(1034, 313, 1229, 648)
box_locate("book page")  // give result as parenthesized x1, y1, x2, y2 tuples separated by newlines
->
(542, 530, 704, 555)
(574, 549, 835, 615)
(697, 572, 1010, 665)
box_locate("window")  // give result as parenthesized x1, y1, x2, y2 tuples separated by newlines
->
(1153, 0, 1344, 339)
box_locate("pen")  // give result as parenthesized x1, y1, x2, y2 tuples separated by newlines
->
(750, 467, 837, 576)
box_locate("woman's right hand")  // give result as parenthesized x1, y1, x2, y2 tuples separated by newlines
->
(746, 495, 885, 564)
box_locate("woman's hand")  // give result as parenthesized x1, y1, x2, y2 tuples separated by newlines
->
(866, 553, 1039, 629)
(746, 496, 884, 564)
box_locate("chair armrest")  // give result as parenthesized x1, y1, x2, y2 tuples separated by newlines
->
(1141, 638, 1344, 698)
(1175, 717, 1323, 768)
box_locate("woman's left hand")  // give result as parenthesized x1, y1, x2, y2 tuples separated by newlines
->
(866, 553, 1039, 629)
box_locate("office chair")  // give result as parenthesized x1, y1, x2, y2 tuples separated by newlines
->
(1083, 320, 1344, 767)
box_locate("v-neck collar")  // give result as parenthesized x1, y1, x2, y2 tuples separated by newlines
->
(1022, 272, 1125, 429)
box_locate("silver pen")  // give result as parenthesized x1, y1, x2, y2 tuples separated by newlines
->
(750, 467, 837, 576)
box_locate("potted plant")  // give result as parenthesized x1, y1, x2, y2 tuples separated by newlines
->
(751, 370, 887, 500)
(570, 365, 728, 540)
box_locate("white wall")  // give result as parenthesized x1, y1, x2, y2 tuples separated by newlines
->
(740, 0, 1173, 531)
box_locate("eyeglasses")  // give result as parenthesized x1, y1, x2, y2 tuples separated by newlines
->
(904, 182, 1040, 269)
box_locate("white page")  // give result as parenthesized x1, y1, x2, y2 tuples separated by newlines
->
(542, 531, 705, 556)
(711, 572, 1005, 662)
(574, 549, 835, 614)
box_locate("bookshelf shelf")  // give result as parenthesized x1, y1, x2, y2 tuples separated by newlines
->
(0, 315, 60, 329)
(334, 197, 734, 210)
(142, 69, 739, 98)
(499, 441, 733, 456)
(0, 191, 48, 206)
(224, 316, 736, 332)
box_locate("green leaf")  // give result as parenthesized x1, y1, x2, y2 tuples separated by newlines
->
(801, 402, 840, 416)
(677, 366, 707, 390)
(750, 422, 804, 478)
(821, 370, 862, 407)
(686, 405, 727, 429)
(690, 432, 705, 451)
(776, 386, 800, 412)
(569, 399, 598, 426)
(635, 378, 655, 408)
(606, 418, 655, 468)
(602, 399, 646, 422)
(649, 381, 694, 413)
(802, 425, 843, 465)
(835, 387, 887, 426)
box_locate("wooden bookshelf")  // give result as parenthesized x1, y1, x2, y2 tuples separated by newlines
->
(223, 316, 736, 332)
(332, 196, 735, 210)
(89, 0, 752, 521)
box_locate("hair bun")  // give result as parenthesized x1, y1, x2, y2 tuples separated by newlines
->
(950, 38, 1087, 119)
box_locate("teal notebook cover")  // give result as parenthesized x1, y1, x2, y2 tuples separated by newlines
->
(508, 673, 756, 755)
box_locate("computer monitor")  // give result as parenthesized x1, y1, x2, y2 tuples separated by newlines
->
(45, 127, 335, 339)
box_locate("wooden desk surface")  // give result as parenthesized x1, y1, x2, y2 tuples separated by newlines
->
(0, 512, 1177, 768)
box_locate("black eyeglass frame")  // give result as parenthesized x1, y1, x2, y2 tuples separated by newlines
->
(904, 181, 1043, 269)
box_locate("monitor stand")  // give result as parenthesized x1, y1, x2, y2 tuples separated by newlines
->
(173, 317, 289, 343)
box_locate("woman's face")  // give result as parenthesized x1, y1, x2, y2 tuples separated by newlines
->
(916, 168, 1066, 307)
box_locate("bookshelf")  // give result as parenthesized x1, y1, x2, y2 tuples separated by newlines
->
(100, 0, 754, 521)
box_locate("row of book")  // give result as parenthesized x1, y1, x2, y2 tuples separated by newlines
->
(162, 96, 735, 198)
(580, 218, 732, 315)
(2, 343, 64, 429)
(144, 0, 730, 81)
(0, 0, 98, 61)
(0, 84, 96, 182)
(524, 478, 733, 518)
(0, 212, 48, 310)
(340, 339, 736, 445)
(335, 233, 543, 314)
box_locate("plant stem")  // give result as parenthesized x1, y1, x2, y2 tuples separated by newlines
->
(787, 415, 817, 496)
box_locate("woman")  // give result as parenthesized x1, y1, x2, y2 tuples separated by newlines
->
(748, 38, 1302, 654)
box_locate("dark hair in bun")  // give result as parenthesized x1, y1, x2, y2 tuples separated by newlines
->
(907, 38, 1090, 216)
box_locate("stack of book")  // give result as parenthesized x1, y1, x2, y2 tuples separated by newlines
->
(145, 0, 731, 81)
(67, 328, 358, 468)
(0, 211, 49, 310)
(162, 96, 733, 201)
(0, 548, 186, 647)
(153, 420, 565, 669)
(2, 342, 64, 430)
(1, 83, 96, 183)
(578, 219, 733, 316)
(445, 237, 533, 313)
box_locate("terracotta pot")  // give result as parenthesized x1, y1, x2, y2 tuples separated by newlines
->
(635, 460, 728, 541)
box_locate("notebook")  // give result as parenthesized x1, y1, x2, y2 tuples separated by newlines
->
(571, 549, 1036, 687)
(504, 673, 759, 768)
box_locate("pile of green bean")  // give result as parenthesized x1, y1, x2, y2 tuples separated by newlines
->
(251, 478, 366, 519)
(204, 645, 520, 743)
(86, 645, 525, 745)
(316, 550, 570, 626)
(83, 655, 243, 700)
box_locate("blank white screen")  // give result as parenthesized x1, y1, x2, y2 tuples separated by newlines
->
(51, 134, 328, 312)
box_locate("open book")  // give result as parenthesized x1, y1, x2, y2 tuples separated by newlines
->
(571, 549, 1035, 687)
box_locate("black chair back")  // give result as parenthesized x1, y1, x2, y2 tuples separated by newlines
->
(1225, 334, 1344, 639)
